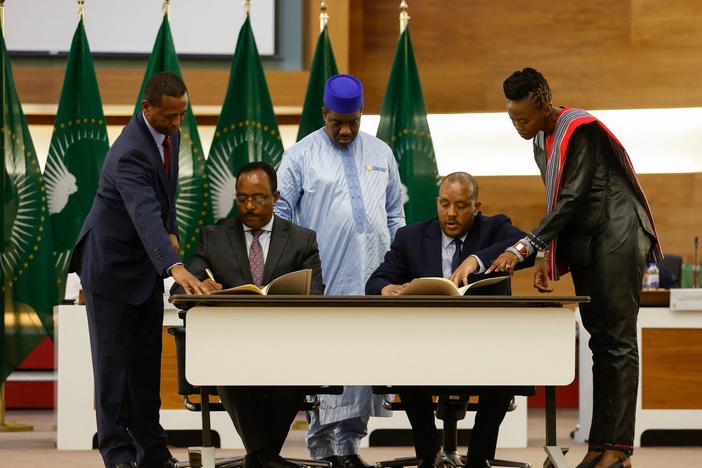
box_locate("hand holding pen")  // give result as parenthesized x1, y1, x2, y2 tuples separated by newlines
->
(203, 268, 224, 292)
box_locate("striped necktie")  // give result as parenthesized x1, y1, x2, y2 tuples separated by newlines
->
(249, 230, 264, 286)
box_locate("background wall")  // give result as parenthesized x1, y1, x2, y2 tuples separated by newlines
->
(13, 0, 702, 111)
(11, 0, 702, 287)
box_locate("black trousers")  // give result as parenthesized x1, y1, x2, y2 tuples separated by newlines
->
(570, 226, 650, 453)
(218, 386, 306, 460)
(399, 388, 513, 467)
(85, 288, 171, 468)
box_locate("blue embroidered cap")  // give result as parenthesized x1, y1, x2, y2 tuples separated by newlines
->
(323, 74, 364, 114)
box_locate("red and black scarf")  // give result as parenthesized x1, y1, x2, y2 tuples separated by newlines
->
(543, 108, 663, 280)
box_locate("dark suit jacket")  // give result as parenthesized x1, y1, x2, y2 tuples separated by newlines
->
(366, 214, 532, 296)
(171, 215, 323, 295)
(70, 112, 180, 305)
(531, 123, 656, 266)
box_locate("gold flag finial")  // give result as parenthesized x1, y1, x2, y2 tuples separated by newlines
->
(0, 0, 5, 35)
(399, 1, 410, 33)
(77, 0, 85, 20)
(245, 0, 251, 15)
(320, 2, 329, 32)
(162, 0, 171, 19)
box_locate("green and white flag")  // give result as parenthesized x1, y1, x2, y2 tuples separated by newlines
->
(297, 26, 338, 141)
(377, 27, 439, 224)
(2, 26, 57, 381)
(135, 14, 209, 262)
(44, 19, 108, 301)
(207, 16, 283, 222)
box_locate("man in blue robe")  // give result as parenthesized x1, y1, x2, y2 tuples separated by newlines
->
(275, 74, 405, 468)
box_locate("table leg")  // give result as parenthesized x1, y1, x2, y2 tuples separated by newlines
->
(543, 386, 570, 468)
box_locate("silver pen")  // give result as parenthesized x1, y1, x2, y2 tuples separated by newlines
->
(205, 268, 215, 282)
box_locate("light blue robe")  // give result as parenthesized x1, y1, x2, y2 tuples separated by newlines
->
(275, 128, 405, 423)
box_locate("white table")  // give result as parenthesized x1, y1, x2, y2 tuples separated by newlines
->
(177, 295, 583, 468)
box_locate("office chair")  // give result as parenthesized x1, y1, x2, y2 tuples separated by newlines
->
(372, 387, 530, 468)
(658, 253, 682, 288)
(169, 325, 337, 468)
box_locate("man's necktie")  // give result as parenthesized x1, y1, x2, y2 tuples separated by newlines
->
(249, 230, 264, 286)
(451, 238, 463, 273)
(162, 135, 171, 177)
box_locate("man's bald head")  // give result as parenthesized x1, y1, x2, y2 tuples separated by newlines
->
(436, 172, 482, 238)
(439, 172, 479, 202)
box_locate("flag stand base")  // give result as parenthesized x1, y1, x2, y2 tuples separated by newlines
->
(0, 384, 34, 432)
(0, 421, 34, 432)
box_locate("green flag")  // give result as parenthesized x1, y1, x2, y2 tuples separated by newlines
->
(207, 16, 283, 222)
(135, 15, 209, 262)
(376, 27, 439, 224)
(1, 27, 57, 381)
(44, 19, 108, 301)
(297, 26, 338, 141)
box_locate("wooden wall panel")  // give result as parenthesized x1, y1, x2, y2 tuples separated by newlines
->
(350, 0, 702, 113)
(14, 1, 702, 114)
(642, 328, 702, 409)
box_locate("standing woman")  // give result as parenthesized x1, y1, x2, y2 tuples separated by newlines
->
(454, 68, 662, 468)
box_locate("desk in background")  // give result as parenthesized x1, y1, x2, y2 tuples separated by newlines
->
(574, 289, 702, 446)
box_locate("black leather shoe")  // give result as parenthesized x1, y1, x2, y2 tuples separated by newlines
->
(322, 455, 344, 468)
(262, 455, 299, 468)
(339, 454, 371, 468)
(162, 457, 179, 468)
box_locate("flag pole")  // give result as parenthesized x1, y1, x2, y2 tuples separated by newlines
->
(245, 0, 250, 15)
(319, 1, 329, 33)
(0, 0, 32, 433)
(399, 1, 410, 33)
(162, 0, 171, 20)
(78, 0, 85, 20)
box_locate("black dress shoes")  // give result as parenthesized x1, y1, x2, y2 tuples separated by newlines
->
(162, 457, 179, 468)
(262, 454, 299, 468)
(322, 455, 344, 468)
(339, 454, 371, 468)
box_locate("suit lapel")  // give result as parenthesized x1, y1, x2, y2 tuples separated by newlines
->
(226, 219, 254, 284)
(425, 219, 444, 277)
(462, 214, 482, 262)
(263, 216, 289, 285)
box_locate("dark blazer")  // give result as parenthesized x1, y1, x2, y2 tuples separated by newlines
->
(171, 215, 324, 295)
(70, 112, 180, 305)
(366, 214, 532, 296)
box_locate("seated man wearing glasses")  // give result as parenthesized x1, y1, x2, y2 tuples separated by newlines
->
(172, 161, 323, 468)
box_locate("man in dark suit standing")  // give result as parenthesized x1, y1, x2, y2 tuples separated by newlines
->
(173, 161, 323, 468)
(366, 172, 532, 468)
(71, 72, 209, 468)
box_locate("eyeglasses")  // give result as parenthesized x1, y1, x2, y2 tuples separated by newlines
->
(235, 194, 271, 206)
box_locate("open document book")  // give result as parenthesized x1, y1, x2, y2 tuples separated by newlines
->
(399, 275, 509, 296)
(212, 269, 312, 295)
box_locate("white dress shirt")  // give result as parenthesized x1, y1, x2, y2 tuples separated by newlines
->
(243, 215, 275, 264)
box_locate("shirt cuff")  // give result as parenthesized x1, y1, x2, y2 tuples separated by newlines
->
(471, 254, 486, 274)
(168, 262, 183, 275)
